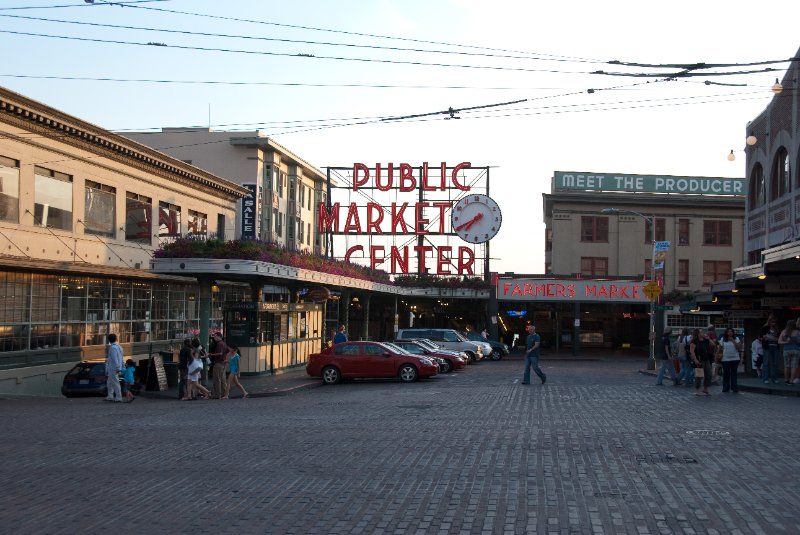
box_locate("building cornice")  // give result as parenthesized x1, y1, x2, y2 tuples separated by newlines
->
(0, 86, 250, 200)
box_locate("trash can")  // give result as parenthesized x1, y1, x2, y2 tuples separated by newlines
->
(159, 350, 174, 363)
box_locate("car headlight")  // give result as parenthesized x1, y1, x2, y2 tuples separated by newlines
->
(419, 358, 433, 365)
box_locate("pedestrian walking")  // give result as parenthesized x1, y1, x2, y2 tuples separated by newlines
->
(690, 328, 713, 396)
(122, 359, 136, 402)
(656, 328, 679, 386)
(719, 328, 742, 393)
(333, 325, 348, 344)
(191, 337, 209, 385)
(208, 332, 230, 399)
(225, 344, 249, 399)
(183, 350, 210, 400)
(104, 333, 124, 402)
(760, 315, 780, 384)
(177, 338, 192, 400)
(480, 328, 488, 340)
(675, 328, 694, 387)
(521, 324, 546, 385)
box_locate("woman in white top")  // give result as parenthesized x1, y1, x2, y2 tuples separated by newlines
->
(719, 328, 742, 393)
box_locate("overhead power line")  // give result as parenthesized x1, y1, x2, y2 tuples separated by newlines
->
(0, 13, 605, 65)
(0, 0, 169, 10)
(0, 29, 593, 75)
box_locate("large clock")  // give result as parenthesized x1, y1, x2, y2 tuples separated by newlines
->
(451, 193, 502, 243)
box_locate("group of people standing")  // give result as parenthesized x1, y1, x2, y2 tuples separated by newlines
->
(658, 325, 743, 396)
(177, 332, 248, 400)
(755, 314, 800, 386)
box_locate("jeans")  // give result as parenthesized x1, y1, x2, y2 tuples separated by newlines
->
(763, 345, 780, 382)
(721, 360, 739, 392)
(695, 360, 712, 389)
(678, 358, 695, 386)
(656, 358, 677, 384)
(522, 353, 545, 383)
(106, 372, 122, 401)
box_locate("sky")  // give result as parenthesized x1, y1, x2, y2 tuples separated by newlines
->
(3, 0, 800, 275)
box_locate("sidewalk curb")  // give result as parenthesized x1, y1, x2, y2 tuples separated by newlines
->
(638, 369, 800, 397)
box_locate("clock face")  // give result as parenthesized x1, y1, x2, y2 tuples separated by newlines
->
(451, 193, 502, 243)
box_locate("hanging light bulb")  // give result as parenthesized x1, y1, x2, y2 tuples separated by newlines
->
(727, 150, 736, 161)
(771, 78, 784, 94)
(746, 135, 758, 146)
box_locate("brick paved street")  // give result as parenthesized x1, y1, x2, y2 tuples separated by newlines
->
(1, 357, 798, 534)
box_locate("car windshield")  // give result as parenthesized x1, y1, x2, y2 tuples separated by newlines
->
(382, 342, 409, 354)
(71, 363, 105, 376)
(398, 343, 424, 354)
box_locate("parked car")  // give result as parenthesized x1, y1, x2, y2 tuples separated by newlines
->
(306, 341, 439, 385)
(61, 361, 109, 397)
(410, 338, 471, 363)
(461, 331, 509, 360)
(383, 342, 450, 373)
(396, 328, 490, 362)
(391, 340, 467, 372)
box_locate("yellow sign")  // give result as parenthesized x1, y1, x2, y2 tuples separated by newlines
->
(643, 282, 662, 301)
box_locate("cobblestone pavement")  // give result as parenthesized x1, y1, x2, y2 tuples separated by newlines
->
(1, 357, 798, 534)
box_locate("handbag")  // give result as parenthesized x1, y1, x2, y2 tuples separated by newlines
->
(695, 364, 704, 378)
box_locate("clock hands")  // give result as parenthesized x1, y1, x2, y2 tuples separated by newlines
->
(454, 212, 483, 231)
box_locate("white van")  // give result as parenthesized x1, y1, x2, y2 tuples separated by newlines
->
(396, 328, 490, 362)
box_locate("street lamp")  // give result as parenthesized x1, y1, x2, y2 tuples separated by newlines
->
(602, 208, 657, 369)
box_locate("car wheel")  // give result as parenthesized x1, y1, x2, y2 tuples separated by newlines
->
(439, 360, 452, 373)
(321, 366, 341, 385)
(490, 350, 502, 361)
(398, 364, 418, 382)
(465, 351, 477, 363)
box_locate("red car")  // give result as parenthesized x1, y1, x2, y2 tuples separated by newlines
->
(306, 341, 439, 385)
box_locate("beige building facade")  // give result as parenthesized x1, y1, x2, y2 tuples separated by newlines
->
(544, 172, 746, 295)
(0, 85, 257, 395)
(125, 129, 328, 254)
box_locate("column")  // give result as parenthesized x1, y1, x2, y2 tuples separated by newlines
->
(361, 294, 371, 341)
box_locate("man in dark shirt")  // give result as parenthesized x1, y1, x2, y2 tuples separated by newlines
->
(521, 324, 546, 385)
(656, 329, 679, 386)
(208, 332, 230, 399)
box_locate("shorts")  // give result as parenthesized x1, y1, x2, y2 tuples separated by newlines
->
(121, 382, 130, 394)
(783, 349, 800, 369)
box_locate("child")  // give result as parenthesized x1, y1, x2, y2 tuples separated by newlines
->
(225, 344, 249, 399)
(751, 336, 763, 377)
(183, 351, 210, 400)
(122, 359, 136, 402)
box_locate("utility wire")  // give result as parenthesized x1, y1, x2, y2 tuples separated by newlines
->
(121, 3, 600, 64)
(0, 0, 169, 10)
(0, 29, 594, 75)
(0, 13, 607, 65)
(0, 73, 581, 92)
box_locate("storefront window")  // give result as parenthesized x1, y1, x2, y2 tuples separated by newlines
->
(60, 277, 86, 322)
(0, 272, 30, 323)
(34, 166, 72, 231)
(60, 323, 84, 348)
(84, 180, 116, 238)
(111, 280, 131, 321)
(31, 275, 59, 323)
(31, 324, 59, 349)
(0, 155, 20, 223)
(87, 278, 111, 322)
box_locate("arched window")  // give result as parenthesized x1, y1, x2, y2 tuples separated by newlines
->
(749, 163, 764, 208)
(770, 147, 790, 200)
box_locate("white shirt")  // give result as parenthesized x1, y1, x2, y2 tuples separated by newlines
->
(720, 338, 740, 362)
(106, 342, 124, 374)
